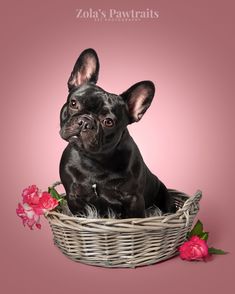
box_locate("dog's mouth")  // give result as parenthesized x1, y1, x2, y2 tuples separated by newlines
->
(60, 124, 102, 152)
(68, 134, 79, 142)
(59, 127, 79, 142)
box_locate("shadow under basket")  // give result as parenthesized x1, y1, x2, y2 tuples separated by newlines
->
(45, 189, 202, 268)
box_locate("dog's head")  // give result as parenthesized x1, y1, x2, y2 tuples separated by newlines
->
(60, 49, 155, 154)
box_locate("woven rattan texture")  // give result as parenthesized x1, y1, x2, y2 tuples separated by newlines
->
(46, 189, 202, 268)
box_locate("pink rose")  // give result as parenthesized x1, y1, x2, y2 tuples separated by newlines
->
(17, 185, 59, 229)
(22, 185, 39, 197)
(39, 192, 58, 211)
(22, 185, 40, 206)
(179, 236, 209, 261)
(16, 203, 41, 230)
(21, 185, 58, 214)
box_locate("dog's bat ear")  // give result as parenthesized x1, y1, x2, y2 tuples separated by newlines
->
(120, 81, 155, 123)
(67, 48, 100, 91)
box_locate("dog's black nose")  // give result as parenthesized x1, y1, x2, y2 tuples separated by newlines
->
(78, 116, 95, 131)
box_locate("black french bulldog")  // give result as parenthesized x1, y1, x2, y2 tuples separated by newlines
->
(59, 48, 175, 218)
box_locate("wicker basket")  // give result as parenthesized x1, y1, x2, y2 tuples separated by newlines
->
(45, 189, 202, 268)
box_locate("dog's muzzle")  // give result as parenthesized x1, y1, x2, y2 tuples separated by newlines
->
(76, 114, 96, 132)
(60, 114, 99, 142)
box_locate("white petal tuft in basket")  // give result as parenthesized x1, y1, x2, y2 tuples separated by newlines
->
(45, 186, 202, 268)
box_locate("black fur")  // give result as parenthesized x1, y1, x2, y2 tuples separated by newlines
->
(59, 48, 175, 218)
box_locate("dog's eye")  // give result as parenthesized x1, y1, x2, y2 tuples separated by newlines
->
(103, 118, 114, 128)
(70, 99, 78, 108)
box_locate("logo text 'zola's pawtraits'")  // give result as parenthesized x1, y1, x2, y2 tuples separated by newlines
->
(76, 8, 160, 22)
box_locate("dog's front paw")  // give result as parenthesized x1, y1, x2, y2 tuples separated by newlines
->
(66, 183, 86, 215)
(122, 194, 145, 218)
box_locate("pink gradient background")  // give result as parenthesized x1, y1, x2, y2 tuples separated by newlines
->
(1, 0, 234, 293)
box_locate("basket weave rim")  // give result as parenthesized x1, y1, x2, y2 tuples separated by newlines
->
(46, 188, 202, 224)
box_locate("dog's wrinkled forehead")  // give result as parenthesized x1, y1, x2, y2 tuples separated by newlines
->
(68, 84, 125, 115)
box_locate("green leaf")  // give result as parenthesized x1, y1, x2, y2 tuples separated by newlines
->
(201, 232, 209, 241)
(48, 186, 66, 209)
(189, 220, 204, 238)
(48, 187, 62, 201)
(208, 247, 228, 255)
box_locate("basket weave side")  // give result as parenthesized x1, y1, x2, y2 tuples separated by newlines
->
(46, 189, 202, 268)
